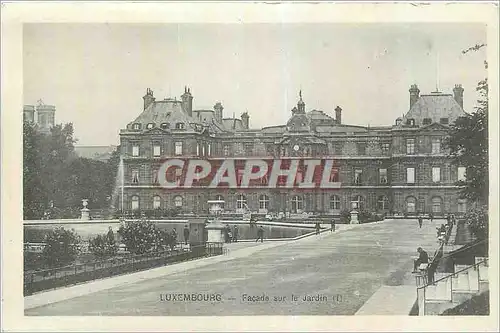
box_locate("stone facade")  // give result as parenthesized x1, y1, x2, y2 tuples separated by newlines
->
(118, 85, 469, 216)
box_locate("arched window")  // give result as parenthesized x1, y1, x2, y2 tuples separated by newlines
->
(377, 195, 389, 210)
(174, 196, 183, 207)
(351, 195, 365, 210)
(432, 196, 443, 214)
(259, 195, 269, 210)
(131, 195, 140, 211)
(236, 194, 247, 210)
(153, 195, 161, 209)
(215, 194, 225, 209)
(330, 195, 341, 210)
(406, 196, 416, 213)
(291, 195, 304, 213)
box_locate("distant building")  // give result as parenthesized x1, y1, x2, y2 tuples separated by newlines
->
(118, 84, 469, 217)
(23, 100, 56, 134)
(74, 145, 117, 162)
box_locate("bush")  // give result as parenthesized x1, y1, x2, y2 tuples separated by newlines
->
(465, 205, 488, 240)
(41, 227, 81, 268)
(340, 209, 351, 223)
(88, 229, 118, 260)
(118, 219, 173, 255)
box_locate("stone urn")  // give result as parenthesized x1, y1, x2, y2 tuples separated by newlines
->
(80, 199, 90, 220)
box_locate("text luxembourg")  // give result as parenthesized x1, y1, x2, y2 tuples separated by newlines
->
(157, 158, 341, 189)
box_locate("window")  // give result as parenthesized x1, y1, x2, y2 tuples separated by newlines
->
(379, 168, 388, 184)
(423, 118, 432, 125)
(259, 195, 269, 210)
(175, 142, 183, 155)
(160, 123, 170, 130)
(215, 195, 225, 209)
(431, 138, 441, 154)
(330, 195, 340, 210)
(351, 195, 364, 210)
(432, 197, 443, 213)
(406, 118, 416, 126)
(381, 143, 390, 153)
(153, 196, 161, 209)
(133, 123, 141, 130)
(131, 195, 140, 210)
(146, 123, 155, 129)
(407, 167, 415, 184)
(377, 196, 389, 210)
(458, 166, 466, 182)
(291, 195, 303, 213)
(152, 169, 159, 184)
(175, 123, 185, 130)
(208, 144, 211, 156)
(174, 196, 183, 207)
(406, 197, 416, 213)
(406, 139, 415, 154)
(236, 194, 247, 210)
(458, 199, 467, 214)
(440, 118, 449, 125)
(357, 143, 366, 155)
(196, 143, 200, 156)
(153, 143, 161, 157)
(432, 167, 441, 183)
(131, 169, 139, 184)
(132, 144, 139, 157)
(330, 168, 340, 182)
(354, 169, 363, 185)
(223, 145, 230, 156)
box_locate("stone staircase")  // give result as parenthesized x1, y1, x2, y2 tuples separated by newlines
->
(417, 256, 489, 315)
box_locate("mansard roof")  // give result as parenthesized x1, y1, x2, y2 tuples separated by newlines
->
(398, 92, 467, 128)
(127, 99, 196, 131)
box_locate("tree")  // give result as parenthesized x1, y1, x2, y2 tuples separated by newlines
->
(447, 43, 488, 205)
(41, 227, 81, 268)
(88, 231, 118, 260)
(117, 219, 166, 255)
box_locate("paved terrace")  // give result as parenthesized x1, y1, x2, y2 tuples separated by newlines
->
(25, 218, 441, 316)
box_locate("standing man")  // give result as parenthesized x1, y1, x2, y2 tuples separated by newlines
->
(171, 228, 178, 249)
(315, 222, 321, 235)
(330, 219, 336, 232)
(183, 224, 190, 246)
(233, 225, 239, 243)
(418, 215, 423, 228)
(256, 226, 264, 243)
(429, 212, 433, 223)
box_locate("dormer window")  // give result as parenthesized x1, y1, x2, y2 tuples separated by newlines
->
(146, 123, 155, 129)
(395, 118, 402, 126)
(422, 118, 432, 125)
(160, 123, 170, 129)
(406, 118, 416, 126)
(133, 123, 141, 130)
(440, 118, 449, 125)
(175, 123, 185, 130)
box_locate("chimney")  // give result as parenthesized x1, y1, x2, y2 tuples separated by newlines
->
(335, 106, 342, 125)
(241, 112, 249, 129)
(142, 88, 155, 110)
(181, 86, 193, 117)
(214, 102, 223, 123)
(453, 84, 464, 109)
(409, 84, 420, 109)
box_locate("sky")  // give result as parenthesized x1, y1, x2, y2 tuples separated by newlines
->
(23, 23, 487, 146)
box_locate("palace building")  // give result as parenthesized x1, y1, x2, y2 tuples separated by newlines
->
(118, 85, 468, 216)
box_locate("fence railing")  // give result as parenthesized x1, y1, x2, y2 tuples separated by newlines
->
(24, 242, 223, 296)
(417, 258, 488, 316)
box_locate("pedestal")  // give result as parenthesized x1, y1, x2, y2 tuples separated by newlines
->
(80, 208, 90, 221)
(206, 220, 225, 243)
(350, 210, 359, 224)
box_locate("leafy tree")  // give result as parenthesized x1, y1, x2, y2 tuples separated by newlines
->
(447, 43, 488, 205)
(41, 227, 81, 268)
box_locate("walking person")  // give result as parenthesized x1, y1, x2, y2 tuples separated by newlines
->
(233, 225, 239, 243)
(315, 222, 321, 235)
(256, 226, 264, 243)
(183, 224, 190, 246)
(429, 212, 433, 223)
(330, 219, 336, 232)
(418, 215, 423, 228)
